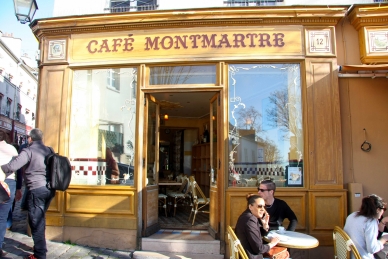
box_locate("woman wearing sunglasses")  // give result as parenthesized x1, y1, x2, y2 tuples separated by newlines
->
(375, 209, 388, 259)
(235, 194, 280, 259)
(344, 194, 388, 259)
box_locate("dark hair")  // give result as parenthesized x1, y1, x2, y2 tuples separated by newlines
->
(29, 128, 43, 141)
(246, 193, 261, 207)
(357, 194, 386, 219)
(260, 179, 276, 192)
(0, 130, 6, 142)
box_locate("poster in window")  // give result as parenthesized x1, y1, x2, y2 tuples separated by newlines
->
(287, 166, 303, 187)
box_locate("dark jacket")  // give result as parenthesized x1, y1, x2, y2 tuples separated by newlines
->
(266, 198, 298, 231)
(235, 209, 270, 259)
(1, 140, 51, 190)
(16, 143, 29, 190)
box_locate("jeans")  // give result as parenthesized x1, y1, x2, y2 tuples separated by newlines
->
(0, 179, 16, 250)
(27, 186, 55, 259)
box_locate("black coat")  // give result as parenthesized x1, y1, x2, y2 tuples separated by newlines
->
(235, 209, 270, 259)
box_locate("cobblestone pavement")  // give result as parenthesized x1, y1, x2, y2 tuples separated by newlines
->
(3, 194, 137, 259)
(3, 191, 218, 259)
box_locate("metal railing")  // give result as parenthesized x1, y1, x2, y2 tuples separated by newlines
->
(223, 0, 283, 6)
(104, 4, 158, 13)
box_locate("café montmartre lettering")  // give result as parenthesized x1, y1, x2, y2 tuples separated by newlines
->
(86, 32, 285, 53)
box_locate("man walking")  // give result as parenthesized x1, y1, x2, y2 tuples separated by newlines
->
(1, 129, 55, 259)
(257, 179, 298, 231)
(0, 131, 19, 257)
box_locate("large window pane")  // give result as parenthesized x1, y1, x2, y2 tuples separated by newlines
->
(70, 68, 137, 186)
(149, 65, 216, 85)
(228, 64, 303, 188)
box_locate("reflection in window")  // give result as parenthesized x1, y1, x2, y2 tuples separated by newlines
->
(149, 65, 216, 85)
(70, 68, 137, 186)
(6, 99, 11, 117)
(107, 68, 120, 91)
(228, 64, 303, 188)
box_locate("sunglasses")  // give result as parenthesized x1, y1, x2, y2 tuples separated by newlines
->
(379, 207, 387, 212)
(253, 204, 265, 209)
(257, 188, 272, 192)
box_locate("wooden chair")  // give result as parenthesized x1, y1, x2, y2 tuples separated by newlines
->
(166, 176, 191, 216)
(158, 193, 168, 217)
(227, 226, 249, 259)
(188, 176, 210, 225)
(333, 226, 362, 259)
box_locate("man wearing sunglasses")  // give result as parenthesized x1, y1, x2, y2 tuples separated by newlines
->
(257, 180, 298, 231)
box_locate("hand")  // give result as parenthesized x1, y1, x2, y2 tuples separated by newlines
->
(15, 189, 22, 201)
(260, 212, 270, 226)
(381, 216, 388, 225)
(269, 236, 280, 247)
(380, 235, 388, 244)
(0, 167, 5, 182)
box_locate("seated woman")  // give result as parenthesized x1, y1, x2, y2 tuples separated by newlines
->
(344, 194, 388, 259)
(376, 214, 388, 259)
(235, 194, 280, 259)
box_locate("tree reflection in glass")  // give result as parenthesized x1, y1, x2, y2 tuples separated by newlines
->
(228, 64, 303, 187)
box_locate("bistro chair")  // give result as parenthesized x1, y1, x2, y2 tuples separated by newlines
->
(333, 226, 362, 259)
(166, 176, 191, 216)
(227, 226, 249, 259)
(188, 176, 210, 225)
(158, 193, 168, 217)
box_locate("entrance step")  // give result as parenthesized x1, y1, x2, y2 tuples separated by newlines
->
(133, 251, 224, 259)
(141, 229, 223, 257)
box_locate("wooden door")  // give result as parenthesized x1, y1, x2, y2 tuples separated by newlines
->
(142, 94, 160, 236)
(209, 93, 220, 238)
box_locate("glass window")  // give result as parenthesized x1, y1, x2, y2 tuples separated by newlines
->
(6, 99, 11, 117)
(70, 67, 137, 186)
(16, 105, 21, 120)
(149, 65, 216, 85)
(228, 64, 303, 188)
(107, 68, 120, 91)
(110, 0, 130, 12)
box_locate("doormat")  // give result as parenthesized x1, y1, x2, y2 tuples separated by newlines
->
(158, 209, 209, 230)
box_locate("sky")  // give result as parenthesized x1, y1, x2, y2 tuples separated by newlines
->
(0, 0, 55, 59)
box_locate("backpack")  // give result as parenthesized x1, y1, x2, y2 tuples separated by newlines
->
(45, 147, 72, 191)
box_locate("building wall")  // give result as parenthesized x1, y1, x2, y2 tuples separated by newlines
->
(0, 34, 37, 144)
(335, 14, 388, 216)
(339, 78, 388, 212)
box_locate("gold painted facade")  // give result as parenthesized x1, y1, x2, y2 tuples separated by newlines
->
(30, 4, 388, 258)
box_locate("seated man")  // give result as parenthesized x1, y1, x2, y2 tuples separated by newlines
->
(257, 179, 298, 231)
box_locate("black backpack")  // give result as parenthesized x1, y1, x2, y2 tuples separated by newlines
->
(45, 147, 72, 191)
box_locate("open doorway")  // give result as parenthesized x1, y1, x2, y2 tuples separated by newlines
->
(150, 91, 217, 230)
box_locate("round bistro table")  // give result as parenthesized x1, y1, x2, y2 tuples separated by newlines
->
(263, 230, 319, 249)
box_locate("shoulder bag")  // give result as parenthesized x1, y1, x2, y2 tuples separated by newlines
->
(263, 246, 289, 259)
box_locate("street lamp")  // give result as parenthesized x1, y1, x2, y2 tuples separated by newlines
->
(13, 0, 38, 24)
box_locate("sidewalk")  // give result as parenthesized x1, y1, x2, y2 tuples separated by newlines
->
(3, 194, 219, 259)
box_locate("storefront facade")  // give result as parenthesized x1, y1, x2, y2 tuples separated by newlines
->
(30, 4, 388, 258)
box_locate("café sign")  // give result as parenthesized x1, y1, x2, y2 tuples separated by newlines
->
(71, 26, 303, 62)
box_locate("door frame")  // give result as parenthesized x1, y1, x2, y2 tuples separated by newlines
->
(139, 89, 224, 229)
(137, 63, 227, 247)
(141, 94, 161, 237)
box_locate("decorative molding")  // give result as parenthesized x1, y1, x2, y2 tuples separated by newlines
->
(368, 30, 388, 52)
(34, 19, 342, 36)
(31, 7, 346, 38)
(305, 27, 336, 57)
(43, 37, 70, 64)
(48, 40, 66, 60)
(348, 5, 388, 30)
(360, 27, 388, 64)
